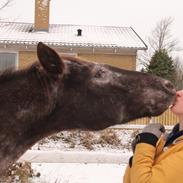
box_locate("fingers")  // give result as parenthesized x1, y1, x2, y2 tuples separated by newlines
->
(160, 125, 165, 133)
(143, 123, 165, 132)
(149, 123, 165, 132)
(142, 123, 165, 139)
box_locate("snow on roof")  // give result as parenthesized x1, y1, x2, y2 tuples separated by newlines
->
(0, 21, 147, 50)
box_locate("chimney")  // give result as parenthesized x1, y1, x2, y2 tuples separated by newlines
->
(77, 29, 82, 36)
(34, 0, 51, 32)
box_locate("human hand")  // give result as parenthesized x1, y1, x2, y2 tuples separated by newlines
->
(131, 123, 165, 153)
(142, 123, 165, 139)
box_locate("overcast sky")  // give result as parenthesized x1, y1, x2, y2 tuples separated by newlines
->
(0, 0, 183, 56)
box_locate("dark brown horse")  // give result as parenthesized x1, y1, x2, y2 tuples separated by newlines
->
(0, 42, 175, 174)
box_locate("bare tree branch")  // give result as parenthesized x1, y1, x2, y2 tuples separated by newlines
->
(149, 17, 179, 52)
(173, 56, 183, 89)
(138, 17, 181, 69)
(0, 0, 13, 11)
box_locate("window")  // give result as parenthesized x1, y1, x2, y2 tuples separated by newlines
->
(0, 52, 18, 71)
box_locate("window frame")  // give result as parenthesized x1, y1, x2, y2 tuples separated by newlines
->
(0, 50, 18, 71)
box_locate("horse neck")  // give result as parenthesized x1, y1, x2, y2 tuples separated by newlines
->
(0, 67, 60, 173)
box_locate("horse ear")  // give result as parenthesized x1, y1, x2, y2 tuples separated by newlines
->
(37, 42, 64, 76)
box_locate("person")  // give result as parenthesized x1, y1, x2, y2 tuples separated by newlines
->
(123, 89, 183, 183)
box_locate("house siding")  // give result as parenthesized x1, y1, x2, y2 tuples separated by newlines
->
(78, 54, 136, 70)
(19, 51, 136, 71)
(19, 51, 37, 69)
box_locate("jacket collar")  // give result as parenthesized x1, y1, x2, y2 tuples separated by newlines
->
(164, 123, 183, 146)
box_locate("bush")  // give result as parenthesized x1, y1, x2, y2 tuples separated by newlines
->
(0, 161, 40, 183)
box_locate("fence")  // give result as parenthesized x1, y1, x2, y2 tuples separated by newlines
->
(128, 109, 179, 126)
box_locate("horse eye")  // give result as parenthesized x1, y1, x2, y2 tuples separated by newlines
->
(94, 69, 105, 78)
(95, 72, 102, 78)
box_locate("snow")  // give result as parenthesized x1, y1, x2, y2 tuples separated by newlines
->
(31, 129, 136, 153)
(30, 163, 126, 183)
(0, 22, 147, 50)
(18, 129, 136, 182)
(20, 150, 132, 164)
(17, 126, 172, 182)
(41, 0, 49, 7)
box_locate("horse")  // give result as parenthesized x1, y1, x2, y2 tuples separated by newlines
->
(0, 42, 175, 174)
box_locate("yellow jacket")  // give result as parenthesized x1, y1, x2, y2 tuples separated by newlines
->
(123, 133, 183, 183)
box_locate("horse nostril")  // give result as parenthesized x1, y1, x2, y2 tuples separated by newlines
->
(163, 80, 176, 94)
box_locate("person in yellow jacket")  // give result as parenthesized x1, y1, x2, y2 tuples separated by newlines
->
(123, 89, 183, 183)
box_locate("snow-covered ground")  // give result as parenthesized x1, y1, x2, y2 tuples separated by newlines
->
(24, 129, 135, 183)
(10, 126, 172, 182)
(30, 163, 127, 183)
(2, 125, 173, 182)
(31, 129, 137, 153)
(20, 150, 131, 164)
(4, 128, 138, 183)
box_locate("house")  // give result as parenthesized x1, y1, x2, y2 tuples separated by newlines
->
(0, 0, 147, 71)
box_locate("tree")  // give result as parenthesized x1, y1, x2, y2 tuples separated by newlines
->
(0, 0, 13, 11)
(138, 17, 180, 69)
(148, 17, 179, 53)
(146, 49, 175, 83)
(139, 17, 181, 85)
(0, 0, 14, 21)
(173, 57, 183, 89)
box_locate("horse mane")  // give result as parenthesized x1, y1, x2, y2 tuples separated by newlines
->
(0, 55, 90, 80)
(0, 55, 90, 85)
(0, 63, 39, 84)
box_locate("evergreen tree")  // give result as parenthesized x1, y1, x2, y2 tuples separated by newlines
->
(146, 49, 175, 83)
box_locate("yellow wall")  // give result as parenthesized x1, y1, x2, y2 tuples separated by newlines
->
(19, 51, 38, 69)
(19, 51, 136, 71)
(78, 54, 136, 70)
